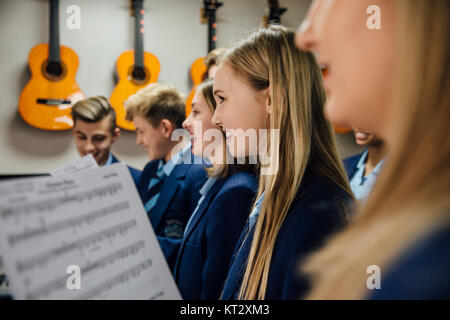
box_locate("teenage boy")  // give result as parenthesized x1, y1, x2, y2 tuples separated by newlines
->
(125, 83, 207, 270)
(71, 96, 141, 185)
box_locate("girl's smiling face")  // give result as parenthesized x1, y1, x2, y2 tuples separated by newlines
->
(182, 90, 219, 157)
(212, 63, 270, 158)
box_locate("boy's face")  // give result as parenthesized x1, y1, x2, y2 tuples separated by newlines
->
(72, 116, 119, 166)
(133, 116, 172, 161)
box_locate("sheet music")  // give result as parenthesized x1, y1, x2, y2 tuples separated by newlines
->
(49, 154, 98, 176)
(0, 163, 181, 300)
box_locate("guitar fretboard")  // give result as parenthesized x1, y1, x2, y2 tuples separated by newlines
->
(205, 0, 223, 53)
(48, 0, 60, 63)
(134, 0, 144, 68)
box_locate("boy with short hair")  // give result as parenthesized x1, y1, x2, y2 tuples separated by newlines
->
(71, 96, 141, 185)
(125, 83, 207, 270)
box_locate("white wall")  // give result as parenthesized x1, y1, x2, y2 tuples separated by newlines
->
(0, 0, 361, 174)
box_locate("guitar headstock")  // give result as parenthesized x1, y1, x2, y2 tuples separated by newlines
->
(130, 0, 144, 17)
(263, 0, 287, 25)
(201, 0, 223, 24)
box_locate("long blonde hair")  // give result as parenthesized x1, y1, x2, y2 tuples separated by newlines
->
(303, 0, 450, 299)
(222, 25, 352, 300)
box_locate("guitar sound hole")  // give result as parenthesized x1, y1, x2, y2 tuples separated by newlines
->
(46, 61, 64, 77)
(132, 67, 147, 81)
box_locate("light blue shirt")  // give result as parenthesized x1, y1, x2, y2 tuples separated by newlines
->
(154, 143, 192, 187)
(234, 192, 265, 257)
(350, 149, 385, 201)
(248, 192, 265, 231)
(183, 176, 218, 236)
(103, 153, 114, 166)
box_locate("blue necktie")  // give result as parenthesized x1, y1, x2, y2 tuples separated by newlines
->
(144, 165, 166, 214)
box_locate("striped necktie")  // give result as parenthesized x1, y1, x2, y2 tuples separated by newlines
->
(144, 165, 166, 215)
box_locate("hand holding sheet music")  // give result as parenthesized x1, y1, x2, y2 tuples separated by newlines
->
(0, 163, 181, 299)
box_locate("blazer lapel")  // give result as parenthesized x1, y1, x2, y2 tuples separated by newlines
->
(149, 163, 188, 230)
(174, 178, 225, 280)
(110, 154, 119, 164)
(183, 178, 225, 241)
(139, 161, 158, 201)
(226, 227, 256, 300)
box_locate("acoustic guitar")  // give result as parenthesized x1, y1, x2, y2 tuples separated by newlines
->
(110, 0, 160, 131)
(185, 0, 223, 116)
(18, 0, 85, 131)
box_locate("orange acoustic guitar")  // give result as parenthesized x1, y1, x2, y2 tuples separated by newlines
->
(185, 0, 223, 116)
(18, 0, 85, 131)
(110, 0, 160, 131)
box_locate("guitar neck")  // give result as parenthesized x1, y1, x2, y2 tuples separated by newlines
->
(207, 10, 217, 52)
(134, 0, 145, 68)
(48, 0, 60, 63)
(205, 0, 223, 54)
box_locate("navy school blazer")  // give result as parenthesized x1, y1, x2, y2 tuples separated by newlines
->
(368, 223, 450, 300)
(221, 167, 352, 300)
(343, 152, 364, 180)
(173, 170, 258, 300)
(111, 154, 142, 186)
(137, 152, 207, 271)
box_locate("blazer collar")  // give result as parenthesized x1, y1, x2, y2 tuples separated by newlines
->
(174, 177, 226, 279)
(148, 163, 189, 229)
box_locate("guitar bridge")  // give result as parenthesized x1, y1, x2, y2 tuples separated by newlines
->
(36, 98, 71, 105)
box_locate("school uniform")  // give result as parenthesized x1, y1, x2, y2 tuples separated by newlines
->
(343, 152, 363, 180)
(137, 144, 207, 271)
(109, 153, 141, 186)
(221, 166, 351, 300)
(173, 170, 258, 300)
(368, 222, 450, 300)
(344, 150, 384, 201)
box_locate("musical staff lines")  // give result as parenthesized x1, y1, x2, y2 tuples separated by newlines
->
(0, 182, 122, 220)
(8, 201, 130, 246)
(26, 241, 146, 299)
(16, 219, 137, 274)
(78, 259, 153, 299)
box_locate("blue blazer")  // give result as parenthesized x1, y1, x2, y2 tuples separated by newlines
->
(111, 154, 142, 186)
(173, 171, 258, 300)
(343, 152, 364, 180)
(368, 223, 450, 300)
(137, 153, 207, 271)
(221, 167, 351, 300)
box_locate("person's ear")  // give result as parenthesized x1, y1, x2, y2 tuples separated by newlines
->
(112, 127, 121, 143)
(160, 119, 174, 139)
